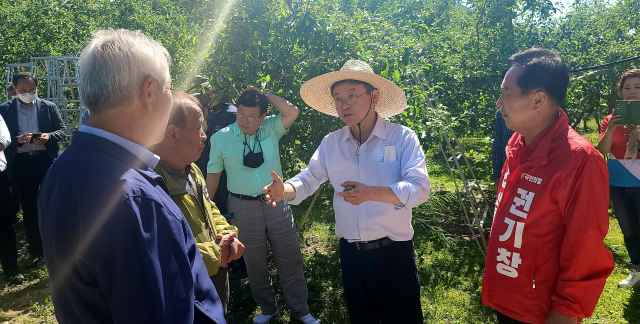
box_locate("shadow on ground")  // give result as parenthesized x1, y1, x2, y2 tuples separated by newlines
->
(624, 287, 640, 322)
(0, 275, 50, 321)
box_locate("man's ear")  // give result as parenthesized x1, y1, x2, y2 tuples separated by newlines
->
(139, 76, 158, 110)
(371, 89, 381, 106)
(166, 124, 179, 143)
(532, 90, 546, 110)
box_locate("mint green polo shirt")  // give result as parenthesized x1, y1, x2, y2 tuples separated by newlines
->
(207, 114, 287, 197)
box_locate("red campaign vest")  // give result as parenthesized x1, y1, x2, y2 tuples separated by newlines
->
(482, 110, 614, 324)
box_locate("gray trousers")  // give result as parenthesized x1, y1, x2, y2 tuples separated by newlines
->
(228, 195, 310, 317)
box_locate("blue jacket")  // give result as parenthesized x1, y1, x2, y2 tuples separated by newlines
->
(38, 131, 226, 324)
(0, 97, 66, 177)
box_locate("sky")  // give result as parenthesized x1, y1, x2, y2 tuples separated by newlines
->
(553, 0, 618, 16)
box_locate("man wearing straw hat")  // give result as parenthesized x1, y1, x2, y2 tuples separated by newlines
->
(263, 60, 431, 323)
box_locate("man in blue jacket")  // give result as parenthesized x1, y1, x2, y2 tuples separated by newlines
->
(0, 72, 66, 277)
(37, 29, 225, 323)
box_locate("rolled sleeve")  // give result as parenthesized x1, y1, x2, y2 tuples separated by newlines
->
(268, 114, 287, 139)
(388, 181, 417, 209)
(286, 177, 313, 205)
(390, 131, 430, 209)
(285, 137, 329, 205)
(207, 132, 225, 174)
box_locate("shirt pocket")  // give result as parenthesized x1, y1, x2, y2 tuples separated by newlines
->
(369, 161, 402, 186)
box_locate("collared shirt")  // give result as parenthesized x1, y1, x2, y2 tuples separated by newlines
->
(208, 114, 287, 196)
(195, 103, 236, 175)
(80, 125, 160, 168)
(16, 99, 46, 153)
(492, 110, 515, 179)
(82, 109, 90, 126)
(158, 161, 203, 208)
(0, 114, 11, 171)
(286, 115, 431, 242)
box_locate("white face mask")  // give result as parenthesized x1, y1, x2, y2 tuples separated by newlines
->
(17, 93, 37, 104)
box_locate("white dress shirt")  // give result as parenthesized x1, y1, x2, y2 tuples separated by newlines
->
(286, 115, 430, 242)
(0, 114, 11, 172)
(80, 125, 160, 168)
(16, 99, 46, 153)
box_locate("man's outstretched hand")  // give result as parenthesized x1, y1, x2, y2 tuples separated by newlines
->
(263, 171, 284, 207)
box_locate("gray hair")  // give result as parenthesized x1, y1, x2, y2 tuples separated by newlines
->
(79, 29, 171, 114)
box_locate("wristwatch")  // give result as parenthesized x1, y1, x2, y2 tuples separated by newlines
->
(265, 90, 271, 98)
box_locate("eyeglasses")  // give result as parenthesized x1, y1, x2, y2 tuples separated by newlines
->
(237, 111, 261, 123)
(331, 91, 369, 109)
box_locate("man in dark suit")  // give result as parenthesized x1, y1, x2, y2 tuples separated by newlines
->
(0, 72, 65, 281)
(38, 29, 225, 323)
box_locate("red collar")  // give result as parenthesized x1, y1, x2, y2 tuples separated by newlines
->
(506, 109, 569, 168)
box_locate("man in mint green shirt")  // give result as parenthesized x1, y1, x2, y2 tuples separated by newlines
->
(206, 87, 318, 324)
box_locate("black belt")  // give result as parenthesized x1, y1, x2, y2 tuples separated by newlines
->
(345, 237, 395, 251)
(229, 192, 266, 201)
(17, 150, 48, 156)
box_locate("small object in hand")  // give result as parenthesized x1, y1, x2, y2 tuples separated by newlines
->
(30, 132, 42, 144)
(344, 185, 353, 191)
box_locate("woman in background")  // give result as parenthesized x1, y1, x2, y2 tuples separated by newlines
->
(598, 69, 640, 288)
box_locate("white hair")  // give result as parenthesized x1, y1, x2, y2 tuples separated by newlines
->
(79, 29, 171, 114)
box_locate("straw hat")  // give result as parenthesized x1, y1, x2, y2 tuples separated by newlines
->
(300, 60, 407, 118)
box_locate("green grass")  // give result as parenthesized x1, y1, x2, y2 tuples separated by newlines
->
(2, 201, 638, 323)
(1, 126, 639, 323)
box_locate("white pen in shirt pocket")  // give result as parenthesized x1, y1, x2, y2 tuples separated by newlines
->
(383, 145, 396, 162)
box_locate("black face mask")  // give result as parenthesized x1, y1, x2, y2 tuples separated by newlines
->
(243, 134, 264, 168)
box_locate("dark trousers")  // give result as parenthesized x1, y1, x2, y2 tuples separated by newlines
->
(213, 170, 230, 215)
(11, 152, 53, 258)
(210, 267, 229, 316)
(339, 238, 423, 324)
(610, 186, 640, 268)
(496, 311, 531, 324)
(0, 171, 19, 275)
